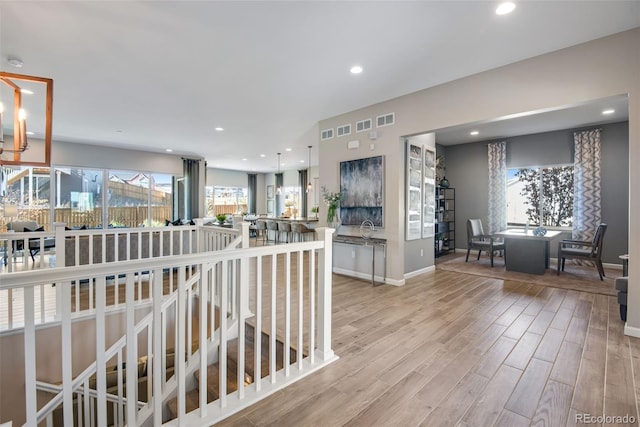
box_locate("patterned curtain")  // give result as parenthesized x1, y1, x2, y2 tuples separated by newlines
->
(573, 129, 602, 241)
(487, 141, 507, 234)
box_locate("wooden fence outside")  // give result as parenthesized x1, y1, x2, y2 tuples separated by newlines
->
(6, 206, 173, 230)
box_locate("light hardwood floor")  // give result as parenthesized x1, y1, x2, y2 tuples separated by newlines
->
(219, 267, 639, 427)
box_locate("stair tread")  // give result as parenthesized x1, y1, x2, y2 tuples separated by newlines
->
(166, 321, 300, 421)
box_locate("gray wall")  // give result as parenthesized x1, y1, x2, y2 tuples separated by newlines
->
(445, 121, 629, 263)
(319, 29, 639, 287)
(53, 140, 183, 175)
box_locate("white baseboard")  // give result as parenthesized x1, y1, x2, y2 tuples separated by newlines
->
(404, 265, 435, 279)
(332, 267, 401, 286)
(624, 324, 640, 338)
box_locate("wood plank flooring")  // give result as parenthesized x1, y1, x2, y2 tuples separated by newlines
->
(219, 267, 640, 427)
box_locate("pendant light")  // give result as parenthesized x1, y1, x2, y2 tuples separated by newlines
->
(306, 145, 312, 193)
(276, 152, 282, 195)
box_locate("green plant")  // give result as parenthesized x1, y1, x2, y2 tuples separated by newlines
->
(216, 214, 227, 224)
(321, 187, 342, 224)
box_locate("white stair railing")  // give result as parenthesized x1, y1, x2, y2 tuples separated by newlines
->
(0, 226, 337, 426)
(0, 222, 241, 332)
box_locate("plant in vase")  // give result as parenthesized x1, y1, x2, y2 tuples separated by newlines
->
(215, 214, 227, 225)
(321, 186, 342, 228)
(311, 206, 319, 219)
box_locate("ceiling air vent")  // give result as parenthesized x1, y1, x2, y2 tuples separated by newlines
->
(321, 128, 334, 141)
(337, 124, 351, 137)
(356, 118, 372, 133)
(376, 112, 395, 127)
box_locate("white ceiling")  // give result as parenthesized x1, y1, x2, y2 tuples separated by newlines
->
(1, 1, 638, 172)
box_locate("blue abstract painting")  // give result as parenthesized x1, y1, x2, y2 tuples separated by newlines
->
(340, 156, 384, 226)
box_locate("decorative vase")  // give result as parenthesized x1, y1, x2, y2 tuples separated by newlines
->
(327, 204, 341, 229)
(439, 177, 450, 188)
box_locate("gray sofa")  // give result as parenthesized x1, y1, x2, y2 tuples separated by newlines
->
(615, 276, 628, 321)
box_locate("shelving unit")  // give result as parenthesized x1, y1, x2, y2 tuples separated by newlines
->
(435, 187, 455, 257)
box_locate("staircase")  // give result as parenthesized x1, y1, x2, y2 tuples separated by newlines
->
(5, 227, 337, 426)
(165, 320, 300, 421)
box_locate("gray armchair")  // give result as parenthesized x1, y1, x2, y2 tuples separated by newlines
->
(557, 223, 607, 280)
(465, 219, 505, 267)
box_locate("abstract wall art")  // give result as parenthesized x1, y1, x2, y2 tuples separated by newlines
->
(339, 155, 384, 226)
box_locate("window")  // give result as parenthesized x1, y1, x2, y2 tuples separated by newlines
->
(54, 167, 103, 228)
(507, 165, 574, 227)
(107, 170, 173, 227)
(1, 166, 52, 230)
(206, 186, 247, 217)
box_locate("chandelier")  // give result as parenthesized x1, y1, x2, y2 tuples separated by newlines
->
(0, 71, 53, 166)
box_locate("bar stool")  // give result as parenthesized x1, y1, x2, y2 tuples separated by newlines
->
(291, 223, 314, 242)
(254, 220, 267, 244)
(277, 221, 292, 243)
(266, 220, 279, 244)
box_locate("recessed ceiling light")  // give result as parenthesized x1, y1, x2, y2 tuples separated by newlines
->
(165, 149, 173, 152)
(242, 158, 247, 161)
(20, 89, 34, 95)
(350, 65, 363, 74)
(215, 127, 224, 132)
(496, 2, 516, 15)
(260, 154, 266, 158)
(115, 130, 124, 133)
(26, 131, 34, 136)
(300, 160, 305, 163)
(602, 109, 615, 115)
(470, 130, 480, 136)
(285, 148, 292, 152)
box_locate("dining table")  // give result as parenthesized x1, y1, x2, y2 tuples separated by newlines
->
(494, 229, 563, 275)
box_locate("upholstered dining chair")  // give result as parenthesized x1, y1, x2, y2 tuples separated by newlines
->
(254, 220, 268, 244)
(557, 223, 607, 280)
(266, 220, 279, 244)
(465, 218, 505, 267)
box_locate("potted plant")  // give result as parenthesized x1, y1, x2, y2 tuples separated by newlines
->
(311, 206, 319, 219)
(215, 214, 227, 225)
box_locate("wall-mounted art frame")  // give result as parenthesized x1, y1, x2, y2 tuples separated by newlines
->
(406, 142, 422, 240)
(423, 146, 436, 238)
(267, 199, 274, 214)
(267, 185, 274, 199)
(339, 155, 384, 227)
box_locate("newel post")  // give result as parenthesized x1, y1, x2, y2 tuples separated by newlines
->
(316, 227, 335, 361)
(194, 218, 204, 253)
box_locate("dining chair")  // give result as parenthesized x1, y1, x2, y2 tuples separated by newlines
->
(557, 223, 607, 280)
(465, 218, 505, 267)
(266, 220, 279, 244)
(254, 220, 268, 245)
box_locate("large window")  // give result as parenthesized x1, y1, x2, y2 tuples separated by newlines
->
(206, 186, 247, 217)
(507, 165, 574, 227)
(1, 166, 174, 230)
(54, 167, 103, 228)
(108, 171, 173, 227)
(1, 166, 52, 230)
